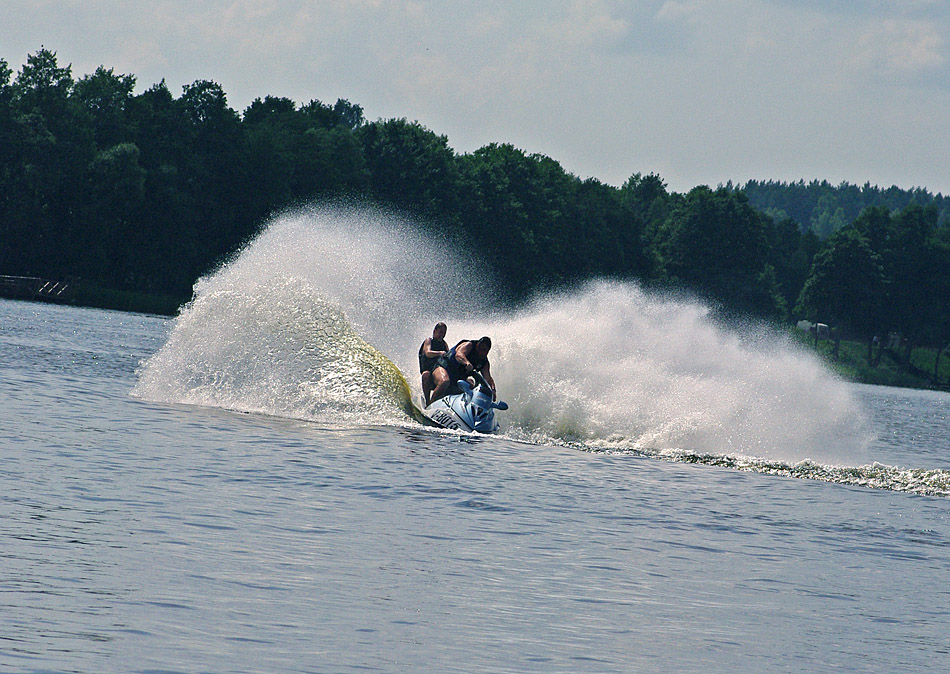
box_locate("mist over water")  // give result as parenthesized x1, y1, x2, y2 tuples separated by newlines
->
(135, 203, 875, 472)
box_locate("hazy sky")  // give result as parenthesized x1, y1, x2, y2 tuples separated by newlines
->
(2, 0, 948, 194)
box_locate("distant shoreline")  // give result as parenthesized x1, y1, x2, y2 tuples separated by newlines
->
(793, 332, 949, 392)
(0, 276, 186, 317)
(4, 286, 946, 393)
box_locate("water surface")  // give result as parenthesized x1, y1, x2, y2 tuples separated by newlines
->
(3, 298, 949, 673)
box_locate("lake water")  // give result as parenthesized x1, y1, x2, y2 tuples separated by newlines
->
(3, 297, 950, 673)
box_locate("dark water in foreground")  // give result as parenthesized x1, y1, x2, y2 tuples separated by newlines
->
(2, 299, 949, 673)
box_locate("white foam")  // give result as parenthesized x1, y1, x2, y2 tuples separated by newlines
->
(483, 281, 870, 463)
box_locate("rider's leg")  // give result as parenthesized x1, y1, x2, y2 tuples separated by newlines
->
(430, 367, 451, 403)
(421, 370, 433, 406)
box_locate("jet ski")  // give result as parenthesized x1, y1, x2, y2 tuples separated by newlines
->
(423, 370, 508, 433)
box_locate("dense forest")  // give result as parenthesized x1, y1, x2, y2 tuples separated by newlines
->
(2, 49, 949, 367)
(730, 179, 950, 238)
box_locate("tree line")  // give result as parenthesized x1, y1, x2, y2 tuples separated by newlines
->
(732, 179, 949, 239)
(1, 49, 948, 366)
(796, 203, 950, 369)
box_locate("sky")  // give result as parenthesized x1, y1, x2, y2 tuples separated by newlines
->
(2, 0, 949, 195)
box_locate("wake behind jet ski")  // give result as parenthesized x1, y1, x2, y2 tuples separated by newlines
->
(423, 369, 508, 433)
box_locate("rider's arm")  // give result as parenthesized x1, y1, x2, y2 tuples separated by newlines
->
(455, 342, 473, 370)
(422, 338, 444, 358)
(482, 363, 495, 392)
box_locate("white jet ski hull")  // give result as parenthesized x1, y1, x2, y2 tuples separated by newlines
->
(423, 393, 499, 434)
(421, 372, 507, 434)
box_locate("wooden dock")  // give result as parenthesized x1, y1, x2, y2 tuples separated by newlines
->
(0, 276, 76, 303)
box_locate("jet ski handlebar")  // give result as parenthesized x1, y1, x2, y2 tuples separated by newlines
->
(470, 369, 492, 392)
(458, 370, 508, 411)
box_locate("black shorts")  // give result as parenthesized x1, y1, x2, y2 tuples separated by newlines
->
(436, 355, 466, 382)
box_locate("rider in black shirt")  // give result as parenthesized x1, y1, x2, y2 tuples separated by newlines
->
(418, 322, 448, 406)
(430, 336, 495, 404)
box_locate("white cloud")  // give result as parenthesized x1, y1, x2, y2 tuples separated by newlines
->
(554, 1, 629, 48)
(656, 0, 710, 24)
(853, 18, 945, 75)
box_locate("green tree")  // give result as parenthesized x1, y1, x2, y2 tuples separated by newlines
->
(927, 239, 950, 382)
(243, 95, 297, 126)
(125, 81, 201, 293)
(849, 203, 943, 368)
(71, 66, 135, 148)
(359, 118, 460, 221)
(850, 205, 892, 256)
(179, 79, 255, 270)
(332, 98, 364, 130)
(886, 204, 941, 366)
(575, 177, 652, 280)
(244, 96, 368, 206)
(796, 229, 886, 363)
(621, 172, 670, 231)
(655, 186, 782, 317)
(456, 143, 588, 292)
(810, 194, 847, 238)
(300, 98, 364, 130)
(11, 47, 74, 118)
(289, 125, 367, 199)
(243, 96, 301, 209)
(9, 48, 94, 276)
(77, 143, 147, 286)
(0, 58, 15, 270)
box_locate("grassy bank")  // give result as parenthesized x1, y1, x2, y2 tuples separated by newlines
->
(795, 331, 950, 390)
